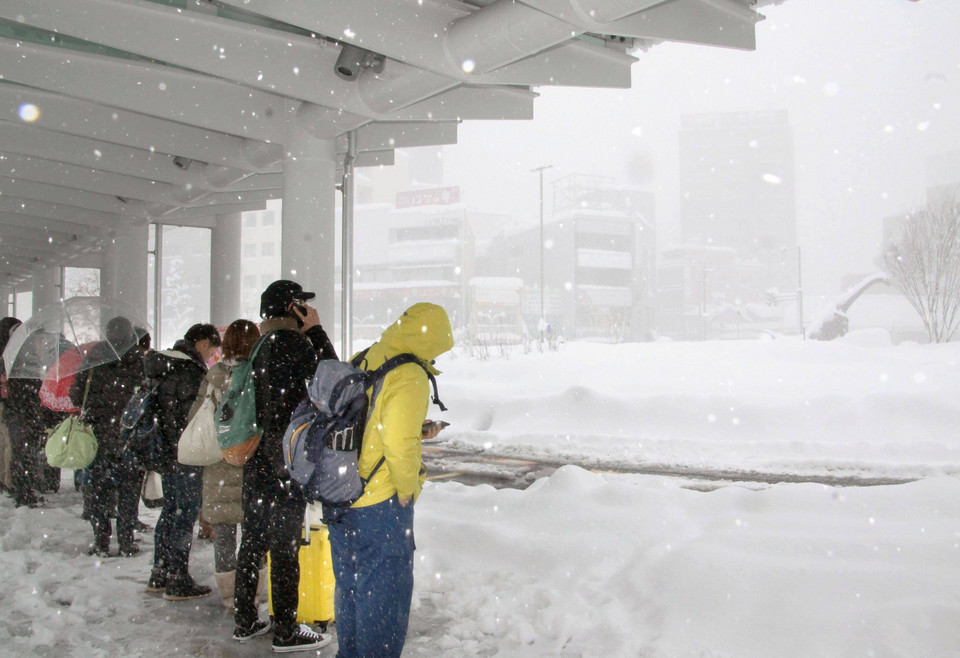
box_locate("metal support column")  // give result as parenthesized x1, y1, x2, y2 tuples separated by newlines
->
(341, 130, 357, 358)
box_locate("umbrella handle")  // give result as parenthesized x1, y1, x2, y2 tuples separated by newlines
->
(79, 369, 93, 417)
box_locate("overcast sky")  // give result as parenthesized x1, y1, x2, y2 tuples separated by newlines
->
(441, 0, 960, 296)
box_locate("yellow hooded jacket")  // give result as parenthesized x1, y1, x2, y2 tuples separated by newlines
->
(352, 303, 454, 508)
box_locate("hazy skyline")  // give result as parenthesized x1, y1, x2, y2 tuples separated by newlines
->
(441, 0, 960, 298)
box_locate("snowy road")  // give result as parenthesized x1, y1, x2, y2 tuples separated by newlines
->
(422, 442, 919, 490)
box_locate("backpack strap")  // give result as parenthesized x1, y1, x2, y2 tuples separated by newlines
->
(361, 455, 386, 487)
(348, 347, 370, 368)
(369, 353, 447, 412)
(249, 330, 278, 435)
(351, 350, 445, 488)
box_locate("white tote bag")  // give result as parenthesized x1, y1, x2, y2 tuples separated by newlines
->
(177, 395, 223, 466)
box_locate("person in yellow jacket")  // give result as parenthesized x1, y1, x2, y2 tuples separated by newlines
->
(327, 302, 454, 658)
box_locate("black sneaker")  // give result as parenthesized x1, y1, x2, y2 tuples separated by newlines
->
(163, 574, 212, 601)
(135, 520, 152, 533)
(233, 619, 272, 643)
(271, 624, 332, 653)
(146, 568, 168, 593)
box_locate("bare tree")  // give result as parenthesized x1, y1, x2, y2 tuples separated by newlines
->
(881, 193, 960, 343)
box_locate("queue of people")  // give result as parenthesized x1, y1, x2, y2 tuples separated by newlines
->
(1, 279, 454, 657)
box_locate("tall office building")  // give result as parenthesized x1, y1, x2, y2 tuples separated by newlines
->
(679, 110, 796, 255)
(658, 110, 798, 339)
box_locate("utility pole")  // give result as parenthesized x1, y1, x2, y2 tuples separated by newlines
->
(531, 164, 552, 349)
(797, 245, 804, 340)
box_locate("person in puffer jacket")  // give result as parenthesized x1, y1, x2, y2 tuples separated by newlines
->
(327, 302, 454, 658)
(69, 316, 145, 556)
(143, 323, 221, 602)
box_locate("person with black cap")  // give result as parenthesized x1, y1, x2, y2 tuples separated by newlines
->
(70, 316, 147, 557)
(232, 280, 337, 652)
(143, 322, 221, 600)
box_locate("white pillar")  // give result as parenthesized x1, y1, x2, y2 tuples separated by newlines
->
(31, 264, 62, 310)
(0, 287, 13, 318)
(211, 212, 243, 326)
(101, 222, 150, 321)
(282, 107, 338, 330)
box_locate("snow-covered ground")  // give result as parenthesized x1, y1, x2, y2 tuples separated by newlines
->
(2, 332, 960, 657)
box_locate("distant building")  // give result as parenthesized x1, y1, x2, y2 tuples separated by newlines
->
(346, 193, 477, 340)
(240, 201, 282, 321)
(242, 152, 656, 344)
(485, 175, 656, 342)
(659, 110, 798, 339)
(679, 110, 796, 254)
(926, 148, 960, 202)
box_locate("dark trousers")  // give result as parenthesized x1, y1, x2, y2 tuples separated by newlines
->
(234, 467, 306, 637)
(9, 424, 41, 504)
(154, 463, 202, 575)
(89, 453, 141, 549)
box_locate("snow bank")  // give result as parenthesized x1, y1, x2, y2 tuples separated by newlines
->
(411, 469, 960, 657)
(437, 338, 960, 480)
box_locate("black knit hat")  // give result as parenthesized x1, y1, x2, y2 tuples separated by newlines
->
(260, 279, 315, 319)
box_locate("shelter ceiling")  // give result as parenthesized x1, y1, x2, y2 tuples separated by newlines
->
(0, 0, 773, 288)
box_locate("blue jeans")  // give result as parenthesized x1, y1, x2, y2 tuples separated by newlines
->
(154, 463, 202, 575)
(328, 496, 415, 658)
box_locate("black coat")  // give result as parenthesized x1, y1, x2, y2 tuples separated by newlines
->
(143, 340, 207, 464)
(251, 319, 338, 479)
(6, 377, 61, 442)
(69, 343, 145, 456)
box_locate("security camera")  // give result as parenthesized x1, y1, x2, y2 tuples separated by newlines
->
(335, 44, 386, 81)
(335, 44, 366, 81)
(173, 156, 192, 171)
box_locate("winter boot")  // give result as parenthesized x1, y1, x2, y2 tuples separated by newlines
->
(14, 492, 42, 508)
(163, 573, 212, 601)
(215, 570, 236, 610)
(117, 531, 140, 557)
(146, 567, 168, 593)
(87, 530, 110, 557)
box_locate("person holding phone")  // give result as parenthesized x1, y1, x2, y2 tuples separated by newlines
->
(231, 280, 338, 653)
(327, 303, 455, 658)
(421, 419, 449, 440)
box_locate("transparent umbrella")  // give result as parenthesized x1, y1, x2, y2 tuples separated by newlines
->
(2, 296, 151, 380)
(39, 341, 99, 412)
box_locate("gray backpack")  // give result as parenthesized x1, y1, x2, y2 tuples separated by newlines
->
(282, 349, 445, 511)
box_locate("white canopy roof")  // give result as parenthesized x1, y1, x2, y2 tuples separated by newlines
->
(0, 0, 775, 289)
